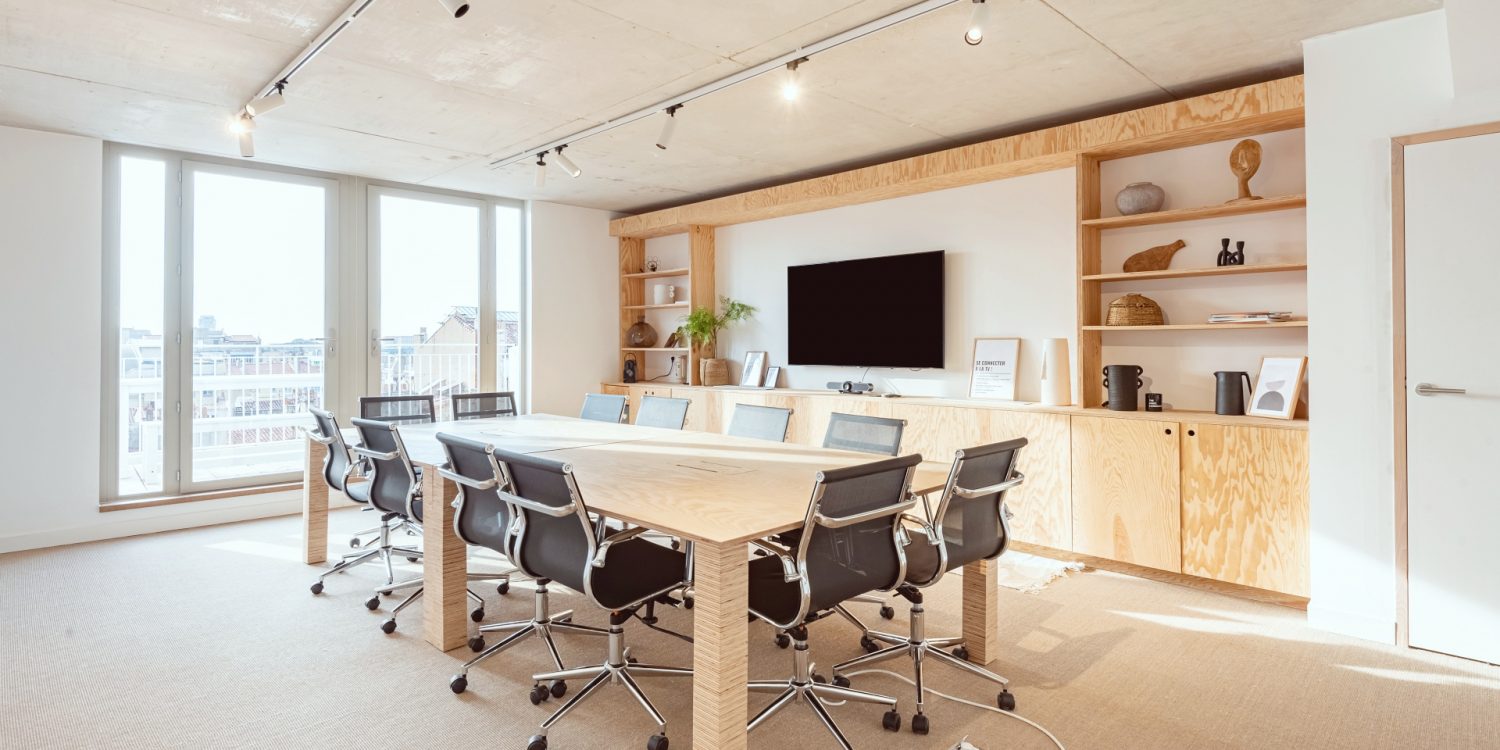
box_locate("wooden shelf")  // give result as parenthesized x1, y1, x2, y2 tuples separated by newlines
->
(623, 268, 690, 280)
(622, 302, 689, 310)
(1083, 262, 1307, 282)
(1083, 320, 1309, 331)
(1082, 194, 1306, 229)
(621, 347, 689, 353)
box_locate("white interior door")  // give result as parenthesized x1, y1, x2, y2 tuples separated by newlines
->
(1405, 130, 1500, 664)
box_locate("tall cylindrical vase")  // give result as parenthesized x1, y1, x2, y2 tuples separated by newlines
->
(1040, 338, 1072, 406)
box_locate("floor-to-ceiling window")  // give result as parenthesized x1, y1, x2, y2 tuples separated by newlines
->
(113, 156, 169, 495)
(495, 202, 526, 397)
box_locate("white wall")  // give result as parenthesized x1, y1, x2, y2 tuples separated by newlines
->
(1304, 9, 1500, 642)
(527, 201, 618, 415)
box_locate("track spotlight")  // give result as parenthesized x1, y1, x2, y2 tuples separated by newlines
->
(782, 58, 806, 102)
(437, 0, 470, 18)
(238, 131, 256, 158)
(964, 0, 989, 45)
(553, 145, 582, 178)
(229, 112, 256, 135)
(534, 152, 548, 188)
(656, 105, 681, 150)
(247, 85, 286, 117)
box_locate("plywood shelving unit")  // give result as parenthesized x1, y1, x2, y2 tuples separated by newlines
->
(618, 229, 715, 385)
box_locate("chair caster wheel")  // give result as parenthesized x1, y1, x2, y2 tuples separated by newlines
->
(468, 636, 486, 652)
(449, 675, 467, 694)
(550, 680, 567, 699)
(526, 735, 547, 750)
(860, 636, 880, 653)
(683, 596, 694, 610)
(812, 673, 828, 684)
(380, 589, 393, 597)
(406, 556, 419, 563)
(832, 675, 851, 688)
(911, 714, 930, 735)
(774, 634, 791, 649)
(365, 596, 380, 610)
(380, 619, 397, 634)
(349, 538, 361, 549)
(879, 605, 896, 620)
(952, 645, 970, 661)
(471, 608, 485, 622)
(497, 582, 510, 596)
(529, 685, 550, 705)
(998, 689, 1016, 711)
(627, 656, 640, 665)
(647, 734, 669, 750)
(881, 710, 901, 732)
(310, 582, 324, 595)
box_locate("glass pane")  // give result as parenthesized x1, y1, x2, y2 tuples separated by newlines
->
(117, 157, 167, 495)
(378, 194, 480, 421)
(496, 204, 523, 402)
(190, 170, 327, 483)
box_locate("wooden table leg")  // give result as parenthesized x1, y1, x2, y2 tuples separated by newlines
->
(302, 436, 329, 565)
(962, 558, 1000, 664)
(421, 465, 468, 652)
(692, 540, 750, 750)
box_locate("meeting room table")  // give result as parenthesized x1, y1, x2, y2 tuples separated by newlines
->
(301, 413, 1009, 750)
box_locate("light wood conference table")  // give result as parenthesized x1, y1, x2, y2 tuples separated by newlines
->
(301, 413, 1008, 750)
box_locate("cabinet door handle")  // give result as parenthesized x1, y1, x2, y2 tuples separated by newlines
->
(1415, 383, 1466, 396)
(1164, 428, 1173, 435)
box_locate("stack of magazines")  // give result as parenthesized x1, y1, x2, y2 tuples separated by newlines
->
(1208, 311, 1294, 324)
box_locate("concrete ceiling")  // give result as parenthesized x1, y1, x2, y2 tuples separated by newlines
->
(0, 0, 1440, 214)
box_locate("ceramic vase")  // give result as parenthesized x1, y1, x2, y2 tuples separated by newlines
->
(1115, 181, 1166, 215)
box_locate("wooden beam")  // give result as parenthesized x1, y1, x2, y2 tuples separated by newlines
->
(610, 76, 1304, 238)
(688, 225, 715, 384)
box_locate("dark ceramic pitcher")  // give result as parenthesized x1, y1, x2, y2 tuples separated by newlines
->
(1215, 371, 1253, 416)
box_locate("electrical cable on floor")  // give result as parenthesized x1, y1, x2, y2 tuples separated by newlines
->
(830, 668, 1066, 750)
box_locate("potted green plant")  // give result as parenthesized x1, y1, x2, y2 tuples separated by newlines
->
(677, 296, 756, 385)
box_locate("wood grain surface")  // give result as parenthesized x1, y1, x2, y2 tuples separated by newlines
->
(1070, 415, 1182, 572)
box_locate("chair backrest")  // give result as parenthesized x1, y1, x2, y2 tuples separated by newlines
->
(360, 395, 436, 425)
(777, 454, 921, 627)
(726, 404, 792, 442)
(350, 418, 420, 519)
(635, 395, 690, 429)
(579, 393, 627, 423)
(490, 448, 597, 598)
(436, 432, 514, 556)
(453, 391, 518, 420)
(823, 412, 906, 456)
(309, 407, 353, 494)
(923, 438, 1028, 582)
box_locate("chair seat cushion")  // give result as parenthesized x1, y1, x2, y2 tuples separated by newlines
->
(748, 555, 804, 625)
(588, 539, 687, 611)
(902, 529, 943, 586)
(345, 481, 371, 504)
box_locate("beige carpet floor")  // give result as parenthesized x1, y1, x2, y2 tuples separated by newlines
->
(2, 509, 1498, 749)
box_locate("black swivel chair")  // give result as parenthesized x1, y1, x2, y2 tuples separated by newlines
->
(727, 403, 793, 442)
(832, 438, 1028, 734)
(307, 408, 388, 591)
(453, 391, 519, 420)
(360, 394, 437, 425)
(579, 393, 627, 423)
(746, 454, 921, 745)
(819, 411, 909, 623)
(634, 395, 690, 429)
(475, 450, 690, 750)
(438, 433, 610, 701)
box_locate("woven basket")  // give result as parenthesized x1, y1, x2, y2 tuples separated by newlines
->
(1105, 293, 1164, 326)
(700, 358, 731, 386)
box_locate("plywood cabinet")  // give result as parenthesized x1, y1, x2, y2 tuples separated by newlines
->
(626, 385, 674, 424)
(670, 387, 710, 432)
(1071, 415, 1182, 572)
(1181, 423, 1310, 596)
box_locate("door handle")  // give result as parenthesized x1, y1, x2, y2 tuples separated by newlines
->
(1415, 383, 1467, 396)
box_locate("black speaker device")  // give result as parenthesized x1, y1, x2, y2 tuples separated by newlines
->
(826, 381, 874, 394)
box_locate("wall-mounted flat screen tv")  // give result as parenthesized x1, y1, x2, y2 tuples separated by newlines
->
(787, 250, 944, 368)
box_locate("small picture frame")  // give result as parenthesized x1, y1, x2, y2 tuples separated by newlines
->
(1248, 356, 1307, 420)
(740, 351, 768, 387)
(762, 366, 781, 390)
(968, 337, 1020, 400)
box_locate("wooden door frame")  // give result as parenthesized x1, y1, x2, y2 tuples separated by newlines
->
(1391, 120, 1500, 647)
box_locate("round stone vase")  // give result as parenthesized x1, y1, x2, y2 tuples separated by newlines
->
(1115, 181, 1166, 215)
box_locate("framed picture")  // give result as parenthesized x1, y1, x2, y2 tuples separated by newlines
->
(969, 338, 1020, 400)
(740, 351, 768, 387)
(1248, 356, 1307, 419)
(762, 366, 781, 390)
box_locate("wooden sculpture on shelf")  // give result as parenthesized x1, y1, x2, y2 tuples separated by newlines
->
(1123, 239, 1186, 272)
(1226, 139, 1264, 204)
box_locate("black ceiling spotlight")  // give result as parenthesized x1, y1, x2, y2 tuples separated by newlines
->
(656, 105, 682, 150)
(964, 0, 989, 45)
(553, 145, 582, 178)
(437, 0, 470, 18)
(534, 152, 548, 188)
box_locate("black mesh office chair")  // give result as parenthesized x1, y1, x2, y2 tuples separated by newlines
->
(823, 412, 906, 456)
(746, 454, 921, 745)
(474, 450, 690, 750)
(578, 393, 627, 423)
(360, 394, 436, 425)
(832, 438, 1028, 734)
(439, 433, 609, 700)
(727, 403, 793, 442)
(634, 395, 690, 429)
(453, 391, 519, 420)
(307, 408, 388, 591)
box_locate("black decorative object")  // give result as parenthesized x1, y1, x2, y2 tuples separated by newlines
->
(1145, 393, 1163, 412)
(1214, 370, 1252, 415)
(1217, 238, 1245, 266)
(623, 358, 638, 384)
(1102, 365, 1144, 411)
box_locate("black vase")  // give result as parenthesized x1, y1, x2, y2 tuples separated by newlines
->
(1103, 365, 1144, 411)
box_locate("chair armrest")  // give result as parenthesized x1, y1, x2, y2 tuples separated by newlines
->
(307, 429, 336, 446)
(591, 526, 649, 568)
(951, 472, 1024, 499)
(436, 466, 498, 491)
(351, 446, 400, 462)
(813, 498, 917, 529)
(498, 490, 575, 518)
(749, 538, 801, 583)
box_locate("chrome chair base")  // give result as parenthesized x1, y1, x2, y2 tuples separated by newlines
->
(527, 611, 692, 750)
(449, 579, 609, 695)
(373, 571, 512, 633)
(749, 627, 900, 750)
(311, 516, 418, 595)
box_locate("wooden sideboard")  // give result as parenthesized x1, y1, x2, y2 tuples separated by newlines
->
(602, 382, 1310, 599)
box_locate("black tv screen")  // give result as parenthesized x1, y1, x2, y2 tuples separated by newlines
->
(787, 250, 944, 368)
